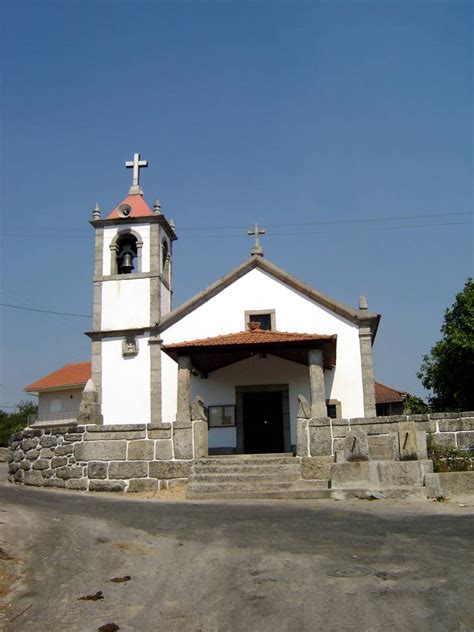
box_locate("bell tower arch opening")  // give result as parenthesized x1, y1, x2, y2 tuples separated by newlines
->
(109, 229, 143, 275)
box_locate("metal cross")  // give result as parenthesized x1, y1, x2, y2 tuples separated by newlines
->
(125, 152, 148, 194)
(248, 224, 266, 256)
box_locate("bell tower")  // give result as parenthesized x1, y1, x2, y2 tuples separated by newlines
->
(87, 153, 177, 426)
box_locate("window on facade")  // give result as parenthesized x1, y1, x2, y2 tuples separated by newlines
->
(49, 399, 62, 413)
(208, 405, 236, 428)
(327, 404, 337, 418)
(326, 400, 341, 418)
(245, 311, 275, 331)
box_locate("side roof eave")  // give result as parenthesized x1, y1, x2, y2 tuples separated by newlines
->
(158, 256, 381, 338)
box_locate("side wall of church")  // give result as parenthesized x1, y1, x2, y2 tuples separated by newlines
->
(101, 335, 151, 424)
(160, 268, 366, 436)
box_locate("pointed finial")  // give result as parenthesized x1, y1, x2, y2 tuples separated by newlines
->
(248, 224, 265, 256)
(359, 295, 368, 310)
(169, 218, 176, 230)
(153, 198, 162, 215)
(92, 203, 101, 220)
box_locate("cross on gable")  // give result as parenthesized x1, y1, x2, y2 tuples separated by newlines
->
(125, 152, 148, 195)
(248, 224, 265, 257)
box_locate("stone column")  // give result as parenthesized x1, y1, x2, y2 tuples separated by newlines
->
(308, 349, 327, 418)
(176, 355, 192, 421)
(173, 355, 193, 459)
(359, 326, 376, 417)
(149, 335, 162, 429)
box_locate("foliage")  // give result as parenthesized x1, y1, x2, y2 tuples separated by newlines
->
(403, 395, 430, 415)
(0, 401, 37, 447)
(418, 278, 474, 411)
(427, 434, 474, 473)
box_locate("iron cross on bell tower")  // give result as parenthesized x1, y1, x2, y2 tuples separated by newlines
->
(126, 152, 148, 195)
(248, 224, 266, 257)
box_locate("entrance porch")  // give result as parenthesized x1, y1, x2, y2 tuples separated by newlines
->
(163, 329, 337, 456)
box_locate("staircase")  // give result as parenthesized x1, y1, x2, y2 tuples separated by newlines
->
(187, 454, 331, 500)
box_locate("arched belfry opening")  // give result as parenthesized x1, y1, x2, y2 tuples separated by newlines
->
(110, 229, 143, 275)
(162, 238, 171, 283)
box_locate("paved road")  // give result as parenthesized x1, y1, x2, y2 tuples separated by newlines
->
(0, 480, 473, 632)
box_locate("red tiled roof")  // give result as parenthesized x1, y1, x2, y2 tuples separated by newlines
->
(165, 330, 336, 349)
(25, 362, 91, 392)
(106, 194, 154, 220)
(375, 381, 408, 405)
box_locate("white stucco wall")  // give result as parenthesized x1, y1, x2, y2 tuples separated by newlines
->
(101, 278, 150, 330)
(102, 224, 151, 276)
(160, 282, 171, 317)
(38, 389, 83, 416)
(102, 335, 151, 424)
(160, 267, 365, 422)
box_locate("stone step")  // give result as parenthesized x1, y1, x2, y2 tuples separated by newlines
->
(192, 464, 302, 475)
(190, 471, 303, 483)
(196, 456, 299, 467)
(187, 488, 332, 500)
(187, 479, 330, 494)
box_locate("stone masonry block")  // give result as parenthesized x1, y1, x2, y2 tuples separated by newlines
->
(51, 456, 68, 468)
(25, 449, 40, 460)
(173, 427, 193, 460)
(457, 432, 474, 451)
(40, 448, 55, 459)
(439, 418, 474, 432)
(19, 461, 32, 470)
(33, 459, 51, 470)
(147, 428, 172, 440)
(368, 434, 398, 461)
(108, 461, 148, 479)
(55, 445, 73, 456)
(39, 435, 58, 448)
(155, 440, 173, 460)
(309, 425, 332, 457)
(301, 456, 333, 480)
(43, 478, 66, 488)
(127, 440, 154, 461)
(14, 469, 24, 482)
(21, 437, 39, 451)
(74, 440, 127, 461)
(89, 480, 126, 492)
(66, 478, 88, 490)
(41, 469, 54, 478)
(88, 462, 108, 479)
(296, 418, 309, 457)
(193, 420, 208, 459)
(85, 430, 146, 441)
(55, 465, 84, 479)
(23, 470, 44, 486)
(149, 461, 192, 479)
(127, 478, 159, 492)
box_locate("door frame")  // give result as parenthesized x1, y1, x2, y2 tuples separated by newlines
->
(235, 384, 291, 454)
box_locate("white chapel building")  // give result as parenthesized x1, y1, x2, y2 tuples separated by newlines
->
(26, 154, 383, 455)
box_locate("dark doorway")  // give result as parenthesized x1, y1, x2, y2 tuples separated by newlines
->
(242, 391, 284, 454)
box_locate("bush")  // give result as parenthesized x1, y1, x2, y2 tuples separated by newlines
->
(0, 401, 37, 447)
(427, 434, 474, 473)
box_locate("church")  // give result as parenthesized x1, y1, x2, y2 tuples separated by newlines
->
(26, 153, 382, 455)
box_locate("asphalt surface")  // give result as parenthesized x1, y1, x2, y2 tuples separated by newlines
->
(0, 471, 473, 632)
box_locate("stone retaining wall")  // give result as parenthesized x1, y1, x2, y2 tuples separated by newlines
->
(7, 420, 207, 492)
(297, 412, 474, 459)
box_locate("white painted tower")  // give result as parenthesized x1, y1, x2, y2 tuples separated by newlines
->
(87, 153, 177, 425)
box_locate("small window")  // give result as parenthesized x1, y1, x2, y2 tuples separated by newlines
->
(245, 310, 275, 331)
(49, 399, 62, 413)
(208, 405, 236, 428)
(327, 404, 337, 419)
(326, 400, 342, 419)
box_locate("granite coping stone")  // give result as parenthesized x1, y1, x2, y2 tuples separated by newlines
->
(85, 424, 147, 432)
(30, 421, 78, 430)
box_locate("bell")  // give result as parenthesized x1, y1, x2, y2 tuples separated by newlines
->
(120, 251, 134, 273)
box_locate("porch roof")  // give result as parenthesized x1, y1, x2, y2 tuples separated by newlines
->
(163, 330, 337, 374)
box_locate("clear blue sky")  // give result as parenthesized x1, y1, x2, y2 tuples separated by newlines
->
(1, 0, 473, 409)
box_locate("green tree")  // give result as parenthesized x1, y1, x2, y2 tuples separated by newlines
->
(0, 400, 38, 447)
(418, 278, 474, 411)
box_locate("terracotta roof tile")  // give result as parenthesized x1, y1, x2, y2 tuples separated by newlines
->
(25, 362, 91, 392)
(165, 330, 336, 349)
(374, 381, 408, 405)
(106, 194, 154, 220)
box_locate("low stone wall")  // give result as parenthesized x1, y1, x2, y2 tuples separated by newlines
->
(7, 420, 207, 492)
(297, 412, 474, 459)
(0, 447, 10, 462)
(425, 472, 474, 498)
